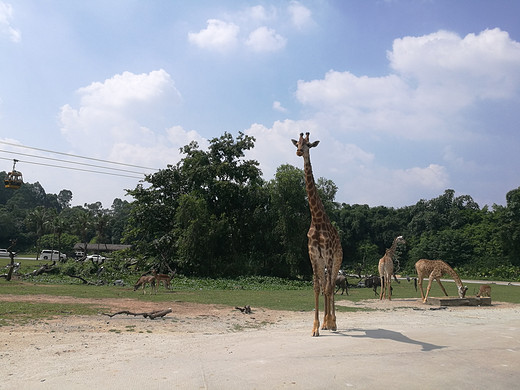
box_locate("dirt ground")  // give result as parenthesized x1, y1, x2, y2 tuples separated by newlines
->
(1, 295, 519, 389)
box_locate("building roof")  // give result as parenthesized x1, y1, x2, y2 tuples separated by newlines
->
(73, 243, 132, 252)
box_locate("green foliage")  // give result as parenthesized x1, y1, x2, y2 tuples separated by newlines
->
(2, 133, 520, 282)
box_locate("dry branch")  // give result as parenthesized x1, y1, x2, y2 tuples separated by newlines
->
(103, 308, 172, 319)
(235, 305, 252, 314)
(24, 261, 57, 277)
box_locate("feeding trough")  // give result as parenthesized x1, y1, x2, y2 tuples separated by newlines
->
(426, 297, 491, 307)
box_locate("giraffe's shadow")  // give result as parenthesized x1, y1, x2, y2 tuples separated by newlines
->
(331, 328, 445, 352)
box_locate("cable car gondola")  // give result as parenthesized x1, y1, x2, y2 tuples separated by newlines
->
(4, 159, 23, 189)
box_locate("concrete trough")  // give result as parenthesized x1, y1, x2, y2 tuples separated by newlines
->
(426, 296, 492, 306)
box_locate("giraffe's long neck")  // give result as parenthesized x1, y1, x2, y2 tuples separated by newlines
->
(445, 264, 463, 288)
(303, 153, 326, 222)
(387, 240, 398, 258)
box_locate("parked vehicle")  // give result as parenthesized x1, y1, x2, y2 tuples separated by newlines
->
(86, 254, 106, 263)
(75, 251, 85, 259)
(38, 250, 66, 261)
(0, 249, 15, 257)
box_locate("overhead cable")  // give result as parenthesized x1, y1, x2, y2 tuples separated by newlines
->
(0, 140, 160, 171)
(0, 149, 147, 175)
(0, 156, 144, 179)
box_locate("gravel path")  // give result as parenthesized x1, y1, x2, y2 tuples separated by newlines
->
(1, 296, 519, 389)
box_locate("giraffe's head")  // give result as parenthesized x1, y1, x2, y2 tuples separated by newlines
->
(292, 132, 320, 157)
(395, 235, 406, 245)
(458, 285, 468, 298)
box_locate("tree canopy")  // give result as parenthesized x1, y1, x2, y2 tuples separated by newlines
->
(2, 132, 520, 281)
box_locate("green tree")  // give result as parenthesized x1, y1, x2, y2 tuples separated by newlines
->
(125, 132, 266, 277)
(26, 206, 54, 256)
(501, 187, 520, 265)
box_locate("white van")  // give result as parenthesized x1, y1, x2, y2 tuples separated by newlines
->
(39, 250, 66, 261)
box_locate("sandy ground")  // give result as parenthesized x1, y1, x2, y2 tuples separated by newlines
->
(1, 295, 519, 389)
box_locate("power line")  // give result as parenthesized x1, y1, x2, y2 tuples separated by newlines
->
(0, 156, 144, 179)
(0, 140, 160, 171)
(0, 149, 148, 175)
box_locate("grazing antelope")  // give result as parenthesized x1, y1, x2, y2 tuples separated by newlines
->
(133, 275, 156, 294)
(154, 273, 173, 290)
(476, 284, 491, 298)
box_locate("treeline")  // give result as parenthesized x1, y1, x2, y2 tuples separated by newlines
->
(2, 132, 520, 281)
(126, 132, 520, 280)
(0, 180, 132, 256)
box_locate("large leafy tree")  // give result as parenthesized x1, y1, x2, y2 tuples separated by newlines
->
(125, 132, 267, 276)
(266, 164, 310, 277)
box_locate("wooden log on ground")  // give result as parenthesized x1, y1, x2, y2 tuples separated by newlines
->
(103, 308, 172, 319)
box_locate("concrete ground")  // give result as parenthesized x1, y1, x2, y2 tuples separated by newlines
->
(1, 297, 519, 389)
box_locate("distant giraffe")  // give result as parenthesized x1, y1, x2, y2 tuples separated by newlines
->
(415, 259, 468, 303)
(378, 236, 405, 300)
(292, 132, 343, 337)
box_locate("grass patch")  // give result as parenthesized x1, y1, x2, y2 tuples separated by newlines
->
(1, 276, 519, 325)
(0, 301, 101, 326)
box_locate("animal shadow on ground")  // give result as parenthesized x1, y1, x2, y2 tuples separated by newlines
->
(333, 328, 445, 352)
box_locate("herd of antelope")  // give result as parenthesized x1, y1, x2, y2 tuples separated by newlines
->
(133, 270, 176, 294)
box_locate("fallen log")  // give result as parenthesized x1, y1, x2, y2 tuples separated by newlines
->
(24, 261, 57, 277)
(103, 308, 172, 319)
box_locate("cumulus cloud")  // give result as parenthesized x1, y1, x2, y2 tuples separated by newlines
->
(59, 70, 188, 166)
(296, 28, 520, 140)
(56, 69, 207, 206)
(288, 1, 313, 30)
(244, 5, 276, 23)
(0, 1, 21, 42)
(246, 26, 286, 52)
(243, 119, 448, 207)
(188, 3, 311, 53)
(388, 28, 520, 100)
(273, 101, 287, 113)
(188, 19, 239, 51)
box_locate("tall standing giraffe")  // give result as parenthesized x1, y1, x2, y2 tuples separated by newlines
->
(378, 235, 405, 300)
(292, 132, 343, 337)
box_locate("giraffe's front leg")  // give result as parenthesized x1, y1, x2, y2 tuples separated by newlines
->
(312, 283, 320, 336)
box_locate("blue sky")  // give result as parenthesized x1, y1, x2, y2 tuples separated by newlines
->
(1, 0, 519, 208)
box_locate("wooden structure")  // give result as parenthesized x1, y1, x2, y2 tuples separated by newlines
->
(426, 297, 491, 306)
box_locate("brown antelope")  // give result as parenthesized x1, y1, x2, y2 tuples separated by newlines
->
(154, 272, 173, 290)
(133, 275, 156, 294)
(476, 284, 491, 297)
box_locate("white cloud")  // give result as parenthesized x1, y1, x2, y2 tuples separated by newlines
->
(244, 5, 276, 23)
(273, 101, 287, 113)
(395, 164, 449, 189)
(288, 1, 313, 30)
(243, 120, 449, 207)
(295, 28, 520, 140)
(59, 70, 188, 166)
(246, 26, 286, 52)
(188, 19, 239, 51)
(0, 1, 21, 42)
(388, 28, 520, 100)
(56, 70, 206, 206)
(76, 70, 179, 109)
(188, 3, 311, 53)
